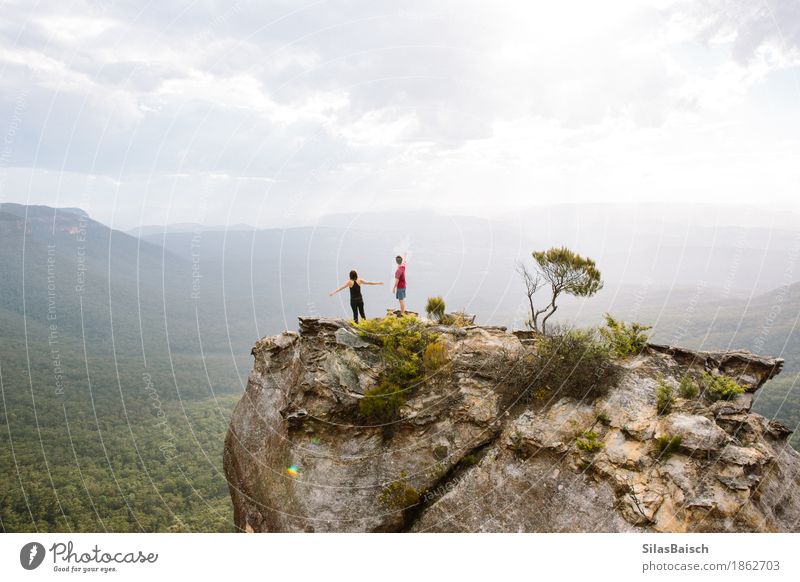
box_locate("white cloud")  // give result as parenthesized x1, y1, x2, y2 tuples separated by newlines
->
(35, 14, 118, 43)
(0, 0, 797, 226)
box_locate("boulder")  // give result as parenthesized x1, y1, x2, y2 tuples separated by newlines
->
(658, 413, 730, 454)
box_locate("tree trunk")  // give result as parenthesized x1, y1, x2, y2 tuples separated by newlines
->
(540, 302, 558, 334)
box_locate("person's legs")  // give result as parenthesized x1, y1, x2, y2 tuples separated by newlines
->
(396, 288, 406, 315)
(351, 301, 360, 322)
(357, 299, 366, 321)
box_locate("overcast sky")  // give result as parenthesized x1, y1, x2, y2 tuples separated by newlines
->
(0, 0, 798, 229)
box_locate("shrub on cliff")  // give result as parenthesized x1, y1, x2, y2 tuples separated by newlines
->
(423, 341, 449, 373)
(425, 296, 446, 322)
(532, 326, 618, 401)
(656, 379, 675, 416)
(678, 375, 699, 399)
(700, 372, 745, 401)
(653, 435, 682, 460)
(356, 315, 430, 356)
(379, 474, 420, 509)
(495, 348, 541, 405)
(599, 314, 651, 357)
(576, 430, 604, 452)
(359, 380, 405, 423)
(355, 316, 439, 422)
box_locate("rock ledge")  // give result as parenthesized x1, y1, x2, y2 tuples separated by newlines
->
(224, 317, 800, 532)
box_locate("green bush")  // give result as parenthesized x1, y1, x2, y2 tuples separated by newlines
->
(425, 296, 446, 322)
(496, 347, 545, 405)
(379, 478, 420, 509)
(533, 327, 618, 401)
(656, 379, 675, 416)
(355, 315, 430, 356)
(653, 435, 682, 459)
(700, 372, 745, 401)
(359, 380, 405, 423)
(386, 357, 422, 387)
(599, 313, 651, 357)
(354, 316, 439, 422)
(575, 430, 604, 452)
(678, 375, 699, 399)
(423, 341, 449, 372)
(461, 454, 478, 466)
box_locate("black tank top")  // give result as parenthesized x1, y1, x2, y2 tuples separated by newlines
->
(348, 280, 362, 301)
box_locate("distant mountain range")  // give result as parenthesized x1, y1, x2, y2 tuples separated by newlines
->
(126, 223, 256, 237)
(4, 201, 799, 390)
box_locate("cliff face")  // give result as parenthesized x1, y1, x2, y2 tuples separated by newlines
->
(223, 317, 800, 532)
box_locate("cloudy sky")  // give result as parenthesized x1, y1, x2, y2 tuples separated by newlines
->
(0, 0, 798, 229)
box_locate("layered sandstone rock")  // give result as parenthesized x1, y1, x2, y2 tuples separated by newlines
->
(224, 317, 799, 532)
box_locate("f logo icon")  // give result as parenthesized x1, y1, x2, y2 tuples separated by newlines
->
(20, 542, 46, 570)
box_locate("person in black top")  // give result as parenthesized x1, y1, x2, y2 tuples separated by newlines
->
(329, 270, 384, 322)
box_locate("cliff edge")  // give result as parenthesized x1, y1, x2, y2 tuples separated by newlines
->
(223, 316, 800, 532)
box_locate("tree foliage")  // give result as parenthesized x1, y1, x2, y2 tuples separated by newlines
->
(517, 246, 603, 333)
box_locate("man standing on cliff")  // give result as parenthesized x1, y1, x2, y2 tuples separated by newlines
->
(392, 253, 407, 316)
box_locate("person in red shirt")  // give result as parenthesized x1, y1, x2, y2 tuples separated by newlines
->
(392, 253, 407, 315)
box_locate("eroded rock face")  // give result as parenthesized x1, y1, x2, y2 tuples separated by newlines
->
(223, 318, 800, 532)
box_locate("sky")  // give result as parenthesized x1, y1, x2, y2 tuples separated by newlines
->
(0, 0, 798, 229)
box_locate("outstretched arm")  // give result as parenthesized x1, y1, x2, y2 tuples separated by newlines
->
(329, 281, 350, 296)
(358, 279, 383, 285)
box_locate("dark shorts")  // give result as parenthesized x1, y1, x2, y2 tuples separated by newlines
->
(396, 288, 406, 300)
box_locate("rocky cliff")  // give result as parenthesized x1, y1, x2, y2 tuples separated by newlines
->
(223, 316, 800, 532)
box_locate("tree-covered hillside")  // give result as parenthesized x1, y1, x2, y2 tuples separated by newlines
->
(0, 204, 245, 531)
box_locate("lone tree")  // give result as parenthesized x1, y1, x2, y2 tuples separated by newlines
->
(517, 246, 603, 334)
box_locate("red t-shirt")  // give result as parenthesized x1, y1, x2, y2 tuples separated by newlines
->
(395, 264, 407, 289)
